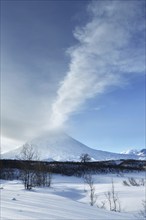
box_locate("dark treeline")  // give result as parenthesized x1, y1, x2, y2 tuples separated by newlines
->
(0, 159, 146, 180)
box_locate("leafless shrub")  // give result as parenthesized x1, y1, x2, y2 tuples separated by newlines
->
(128, 177, 139, 186)
(123, 177, 145, 187)
(33, 163, 52, 188)
(139, 178, 145, 186)
(105, 179, 121, 212)
(123, 180, 130, 186)
(84, 173, 97, 206)
(0, 168, 15, 180)
(47, 170, 52, 187)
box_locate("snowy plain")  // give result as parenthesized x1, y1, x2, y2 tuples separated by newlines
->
(1, 172, 145, 220)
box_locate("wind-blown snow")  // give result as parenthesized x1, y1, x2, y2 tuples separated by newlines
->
(2, 131, 144, 161)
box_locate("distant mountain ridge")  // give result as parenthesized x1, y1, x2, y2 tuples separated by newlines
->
(1, 131, 146, 161)
(121, 149, 146, 159)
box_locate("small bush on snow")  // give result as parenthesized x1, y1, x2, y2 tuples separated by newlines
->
(123, 177, 145, 187)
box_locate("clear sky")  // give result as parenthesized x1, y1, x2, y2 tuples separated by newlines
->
(1, 0, 145, 153)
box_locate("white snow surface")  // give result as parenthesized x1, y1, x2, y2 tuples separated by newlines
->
(2, 131, 144, 161)
(1, 172, 145, 220)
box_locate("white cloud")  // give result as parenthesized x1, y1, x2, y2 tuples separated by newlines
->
(50, 0, 145, 129)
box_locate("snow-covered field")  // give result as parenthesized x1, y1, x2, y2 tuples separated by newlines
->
(1, 172, 145, 220)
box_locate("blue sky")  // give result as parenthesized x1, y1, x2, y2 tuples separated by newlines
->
(1, 0, 145, 153)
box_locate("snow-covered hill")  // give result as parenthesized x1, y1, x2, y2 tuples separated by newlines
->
(1, 131, 145, 161)
(121, 149, 146, 160)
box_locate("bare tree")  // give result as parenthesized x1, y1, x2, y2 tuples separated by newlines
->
(18, 143, 39, 161)
(105, 179, 121, 212)
(17, 144, 39, 190)
(105, 191, 112, 211)
(84, 173, 97, 206)
(80, 153, 91, 163)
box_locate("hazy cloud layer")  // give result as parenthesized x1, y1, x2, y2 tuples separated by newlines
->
(50, 0, 145, 129)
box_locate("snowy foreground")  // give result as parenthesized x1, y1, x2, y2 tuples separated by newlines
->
(1, 172, 145, 220)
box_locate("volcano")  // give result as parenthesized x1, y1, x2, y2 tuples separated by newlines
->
(2, 130, 143, 161)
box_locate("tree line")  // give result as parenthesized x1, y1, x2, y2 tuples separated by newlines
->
(0, 145, 146, 189)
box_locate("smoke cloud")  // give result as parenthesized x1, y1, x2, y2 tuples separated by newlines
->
(50, 0, 145, 129)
